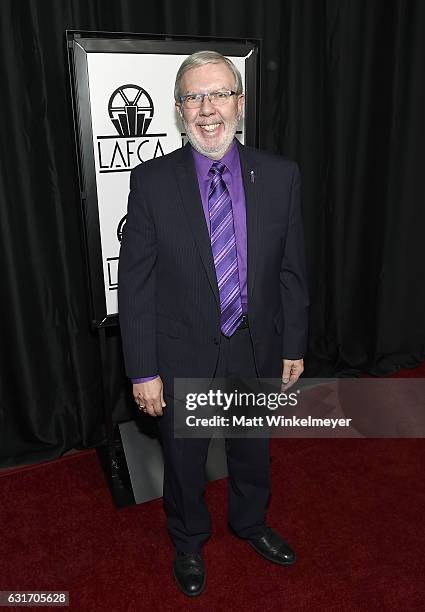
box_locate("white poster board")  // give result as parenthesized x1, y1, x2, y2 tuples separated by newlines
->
(87, 53, 246, 316)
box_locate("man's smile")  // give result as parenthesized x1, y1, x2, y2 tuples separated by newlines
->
(198, 123, 221, 132)
(197, 122, 223, 134)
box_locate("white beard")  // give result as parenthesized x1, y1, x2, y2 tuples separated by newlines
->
(182, 115, 239, 160)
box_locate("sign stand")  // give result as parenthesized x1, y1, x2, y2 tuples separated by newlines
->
(96, 324, 135, 507)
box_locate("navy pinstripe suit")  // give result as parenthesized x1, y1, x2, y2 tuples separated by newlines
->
(118, 140, 309, 551)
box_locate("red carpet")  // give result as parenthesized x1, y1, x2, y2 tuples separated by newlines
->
(1, 437, 424, 611)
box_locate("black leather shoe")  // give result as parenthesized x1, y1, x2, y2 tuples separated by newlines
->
(173, 551, 206, 597)
(249, 527, 296, 566)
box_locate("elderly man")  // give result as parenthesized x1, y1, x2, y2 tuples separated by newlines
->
(118, 50, 309, 597)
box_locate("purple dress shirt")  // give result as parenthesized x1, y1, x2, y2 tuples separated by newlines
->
(132, 140, 247, 384)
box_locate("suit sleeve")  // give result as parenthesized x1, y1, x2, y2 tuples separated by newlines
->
(118, 168, 158, 378)
(280, 163, 310, 359)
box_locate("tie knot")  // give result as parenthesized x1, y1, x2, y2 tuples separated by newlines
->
(209, 161, 226, 177)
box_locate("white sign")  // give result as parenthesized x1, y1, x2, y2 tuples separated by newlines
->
(86, 52, 247, 316)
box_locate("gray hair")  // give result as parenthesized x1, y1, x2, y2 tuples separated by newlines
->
(174, 50, 243, 101)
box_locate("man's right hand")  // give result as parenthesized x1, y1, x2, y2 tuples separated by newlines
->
(133, 377, 166, 417)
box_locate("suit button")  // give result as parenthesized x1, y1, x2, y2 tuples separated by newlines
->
(213, 337, 219, 345)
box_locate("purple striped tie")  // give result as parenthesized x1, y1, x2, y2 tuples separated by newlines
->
(208, 161, 243, 337)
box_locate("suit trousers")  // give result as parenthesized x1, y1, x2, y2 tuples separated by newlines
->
(157, 326, 271, 553)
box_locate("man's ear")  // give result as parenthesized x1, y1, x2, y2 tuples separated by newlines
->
(175, 103, 183, 118)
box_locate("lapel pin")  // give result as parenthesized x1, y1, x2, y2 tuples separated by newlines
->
(250, 170, 255, 183)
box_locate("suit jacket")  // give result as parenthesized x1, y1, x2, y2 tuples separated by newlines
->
(118, 141, 309, 395)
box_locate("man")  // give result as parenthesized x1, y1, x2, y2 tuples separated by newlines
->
(118, 50, 309, 597)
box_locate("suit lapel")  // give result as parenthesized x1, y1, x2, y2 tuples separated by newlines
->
(238, 141, 260, 301)
(174, 144, 220, 307)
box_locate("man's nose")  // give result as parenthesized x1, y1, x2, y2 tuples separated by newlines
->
(199, 95, 215, 114)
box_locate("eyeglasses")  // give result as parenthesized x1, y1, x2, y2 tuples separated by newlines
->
(179, 90, 237, 108)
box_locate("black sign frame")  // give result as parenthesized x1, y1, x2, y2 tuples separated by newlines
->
(67, 30, 261, 328)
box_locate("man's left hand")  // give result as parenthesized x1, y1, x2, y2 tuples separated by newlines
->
(281, 359, 304, 390)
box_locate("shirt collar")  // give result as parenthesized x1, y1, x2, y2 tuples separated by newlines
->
(191, 139, 239, 180)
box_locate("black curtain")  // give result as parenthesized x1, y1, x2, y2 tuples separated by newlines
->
(1, 0, 424, 466)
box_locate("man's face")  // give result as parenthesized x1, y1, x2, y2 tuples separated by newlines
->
(176, 62, 244, 160)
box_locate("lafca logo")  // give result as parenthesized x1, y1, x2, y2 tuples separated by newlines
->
(97, 83, 167, 173)
(108, 84, 154, 136)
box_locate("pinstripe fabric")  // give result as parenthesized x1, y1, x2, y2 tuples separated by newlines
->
(208, 162, 243, 336)
(118, 142, 309, 383)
